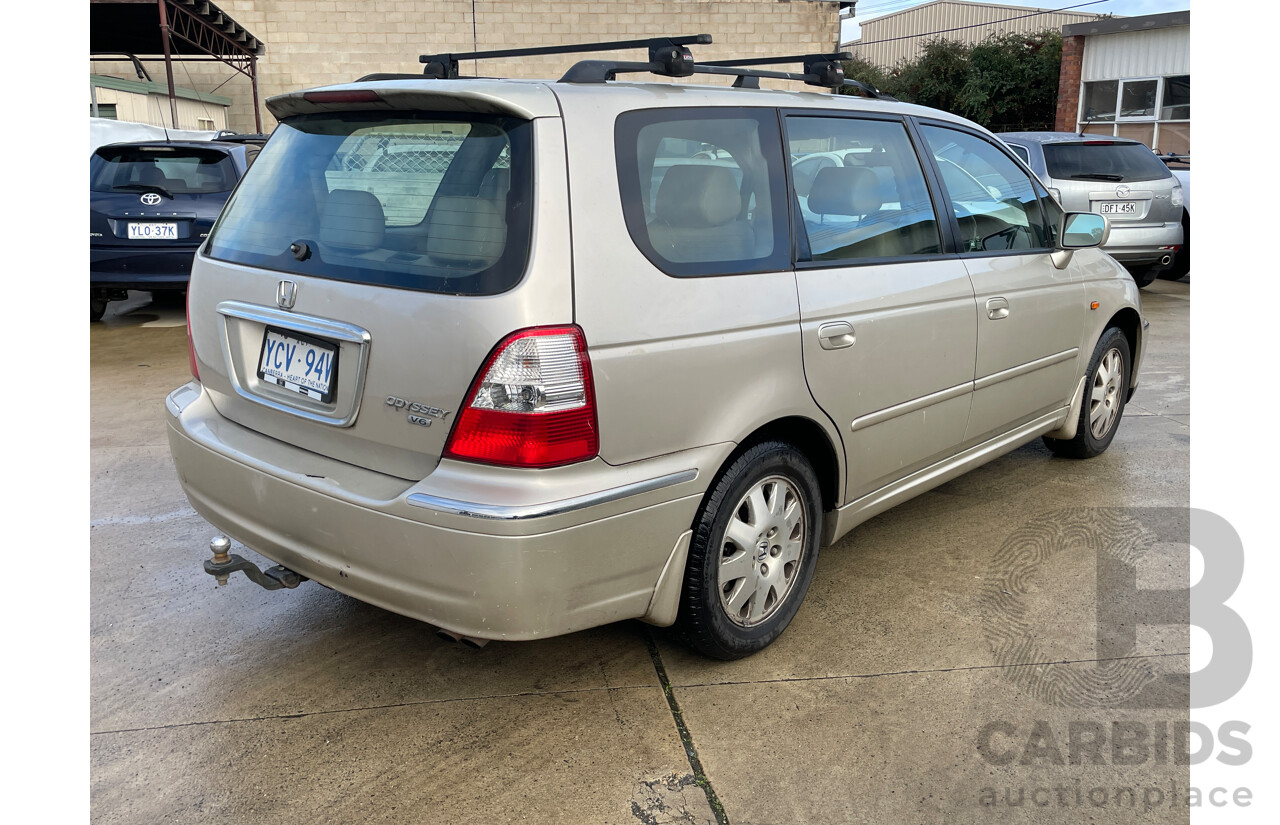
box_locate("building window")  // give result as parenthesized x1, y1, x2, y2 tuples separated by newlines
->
(1161, 75, 1190, 120)
(92, 103, 118, 119)
(1078, 75, 1189, 154)
(197, 117, 216, 131)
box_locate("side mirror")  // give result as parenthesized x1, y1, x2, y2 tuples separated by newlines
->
(1059, 212, 1110, 249)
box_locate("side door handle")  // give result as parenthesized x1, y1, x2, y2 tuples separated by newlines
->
(817, 321, 855, 350)
(986, 297, 1010, 320)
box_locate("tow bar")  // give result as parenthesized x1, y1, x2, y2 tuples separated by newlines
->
(203, 535, 308, 590)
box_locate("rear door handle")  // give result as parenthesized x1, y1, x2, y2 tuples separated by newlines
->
(986, 297, 1010, 320)
(817, 322, 855, 350)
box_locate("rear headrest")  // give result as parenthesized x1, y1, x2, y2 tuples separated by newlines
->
(321, 189, 386, 250)
(808, 166, 883, 217)
(654, 165, 740, 228)
(478, 167, 511, 203)
(425, 196, 505, 269)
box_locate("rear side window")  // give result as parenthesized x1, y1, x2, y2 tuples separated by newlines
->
(616, 108, 789, 277)
(786, 115, 941, 262)
(1006, 143, 1031, 164)
(91, 145, 237, 194)
(206, 113, 531, 296)
(1042, 142, 1173, 183)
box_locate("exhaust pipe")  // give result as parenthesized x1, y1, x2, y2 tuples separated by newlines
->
(435, 628, 491, 648)
(1160, 254, 1172, 266)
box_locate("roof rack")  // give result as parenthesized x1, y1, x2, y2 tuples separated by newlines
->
(420, 34, 711, 81)
(412, 35, 867, 93)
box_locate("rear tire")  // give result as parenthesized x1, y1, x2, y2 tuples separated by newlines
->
(90, 293, 107, 322)
(1160, 215, 1190, 280)
(1043, 326, 1131, 459)
(676, 441, 822, 660)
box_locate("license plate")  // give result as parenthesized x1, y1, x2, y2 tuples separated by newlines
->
(257, 327, 339, 402)
(1097, 202, 1138, 215)
(127, 222, 178, 240)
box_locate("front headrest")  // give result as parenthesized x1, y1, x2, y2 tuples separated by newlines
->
(808, 166, 883, 217)
(321, 189, 385, 250)
(425, 196, 505, 269)
(654, 165, 741, 228)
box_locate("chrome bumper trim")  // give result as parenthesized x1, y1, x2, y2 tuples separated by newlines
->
(406, 469, 699, 521)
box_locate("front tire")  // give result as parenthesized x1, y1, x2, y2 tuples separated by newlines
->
(676, 441, 822, 660)
(1127, 265, 1160, 288)
(1043, 327, 1132, 459)
(91, 292, 107, 322)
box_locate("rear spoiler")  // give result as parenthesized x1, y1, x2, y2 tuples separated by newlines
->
(266, 82, 559, 121)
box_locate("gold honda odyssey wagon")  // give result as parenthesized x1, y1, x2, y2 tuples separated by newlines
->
(166, 37, 1146, 658)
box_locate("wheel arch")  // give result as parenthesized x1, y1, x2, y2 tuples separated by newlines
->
(720, 416, 843, 514)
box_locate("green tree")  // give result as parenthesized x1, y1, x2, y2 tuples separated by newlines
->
(841, 30, 1063, 131)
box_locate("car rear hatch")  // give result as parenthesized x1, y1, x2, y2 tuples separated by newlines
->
(1041, 140, 1179, 226)
(90, 143, 237, 247)
(187, 82, 571, 481)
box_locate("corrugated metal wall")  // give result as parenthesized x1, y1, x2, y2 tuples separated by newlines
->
(1082, 27, 1190, 81)
(843, 0, 1103, 67)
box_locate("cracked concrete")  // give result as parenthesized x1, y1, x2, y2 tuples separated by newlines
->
(91, 277, 1191, 823)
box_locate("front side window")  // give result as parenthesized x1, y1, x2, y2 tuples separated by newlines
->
(919, 125, 1053, 253)
(616, 109, 788, 277)
(206, 113, 531, 296)
(787, 116, 940, 262)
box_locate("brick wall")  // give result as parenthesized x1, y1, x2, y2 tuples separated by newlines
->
(1055, 34, 1085, 133)
(99, 1, 840, 133)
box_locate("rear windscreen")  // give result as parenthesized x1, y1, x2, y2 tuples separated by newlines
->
(1042, 142, 1172, 183)
(205, 112, 532, 296)
(91, 145, 238, 194)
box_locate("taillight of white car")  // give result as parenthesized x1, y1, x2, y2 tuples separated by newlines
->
(1171, 185, 1185, 208)
(444, 325, 599, 468)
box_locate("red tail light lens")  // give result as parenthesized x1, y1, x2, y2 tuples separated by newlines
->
(186, 290, 199, 381)
(444, 326, 598, 468)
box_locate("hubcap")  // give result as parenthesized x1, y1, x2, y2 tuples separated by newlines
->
(718, 475, 806, 627)
(1088, 347, 1124, 439)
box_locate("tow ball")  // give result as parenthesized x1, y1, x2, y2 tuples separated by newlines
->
(204, 535, 308, 590)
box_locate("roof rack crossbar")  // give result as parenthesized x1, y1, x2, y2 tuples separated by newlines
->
(700, 52, 852, 68)
(421, 34, 712, 79)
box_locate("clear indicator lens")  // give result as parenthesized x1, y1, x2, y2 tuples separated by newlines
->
(470, 334, 585, 413)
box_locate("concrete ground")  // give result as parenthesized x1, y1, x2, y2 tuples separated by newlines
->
(91, 279, 1191, 824)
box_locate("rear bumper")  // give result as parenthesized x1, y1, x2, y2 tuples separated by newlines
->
(1102, 221, 1184, 265)
(91, 246, 198, 289)
(165, 382, 715, 640)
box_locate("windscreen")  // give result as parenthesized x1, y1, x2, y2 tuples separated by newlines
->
(91, 145, 237, 194)
(206, 112, 532, 296)
(1042, 141, 1172, 183)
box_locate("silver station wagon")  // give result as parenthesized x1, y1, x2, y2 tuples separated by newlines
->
(166, 36, 1146, 658)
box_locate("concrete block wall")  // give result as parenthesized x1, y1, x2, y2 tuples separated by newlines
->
(97, 1, 840, 133)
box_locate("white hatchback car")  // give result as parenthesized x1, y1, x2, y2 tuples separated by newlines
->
(167, 36, 1146, 658)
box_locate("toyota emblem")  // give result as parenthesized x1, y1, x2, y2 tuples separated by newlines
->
(1115, 185, 1131, 199)
(140, 192, 163, 206)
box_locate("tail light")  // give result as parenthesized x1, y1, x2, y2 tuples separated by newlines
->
(1171, 186, 1185, 208)
(186, 289, 199, 381)
(1047, 187, 1062, 204)
(444, 326, 598, 468)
